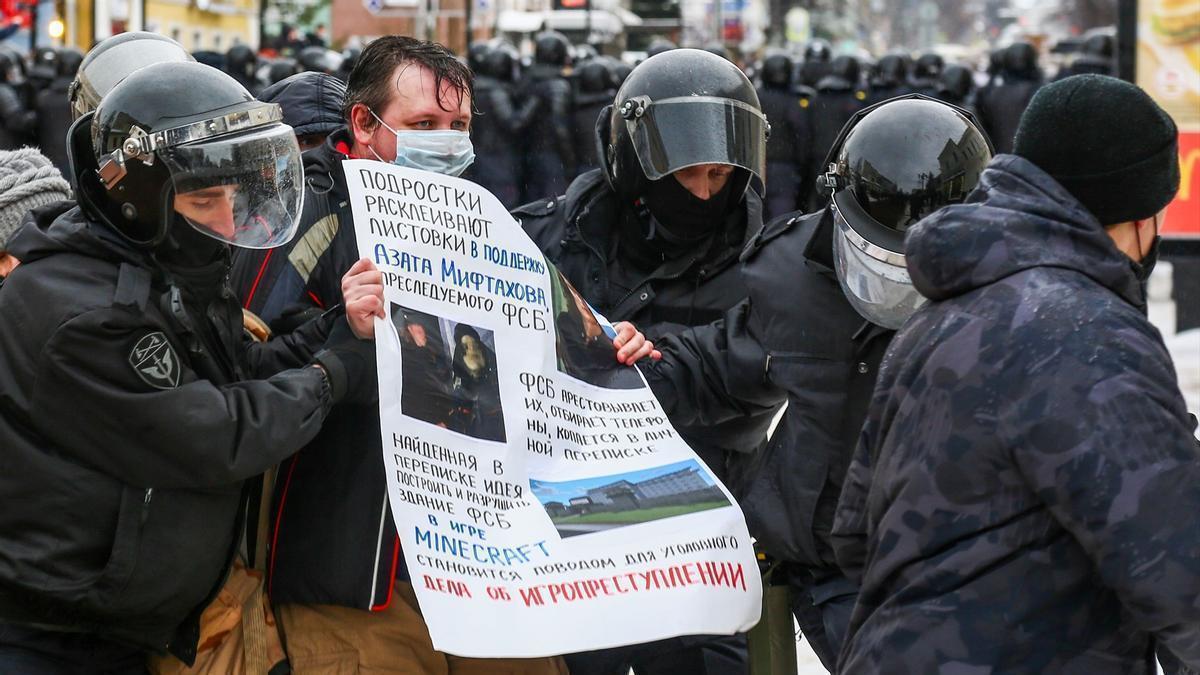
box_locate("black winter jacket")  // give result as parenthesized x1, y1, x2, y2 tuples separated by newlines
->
(515, 170, 781, 476)
(834, 155, 1200, 673)
(0, 206, 334, 663)
(519, 65, 576, 172)
(647, 207, 892, 570)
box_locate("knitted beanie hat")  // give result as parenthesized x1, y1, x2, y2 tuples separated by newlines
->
(0, 148, 72, 250)
(1013, 74, 1179, 226)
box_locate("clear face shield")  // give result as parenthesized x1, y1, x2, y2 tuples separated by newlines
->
(621, 95, 768, 180)
(164, 124, 304, 249)
(831, 193, 927, 330)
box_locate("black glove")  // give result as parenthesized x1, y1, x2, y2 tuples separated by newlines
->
(313, 318, 378, 406)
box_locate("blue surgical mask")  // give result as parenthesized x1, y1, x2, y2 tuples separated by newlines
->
(368, 109, 475, 177)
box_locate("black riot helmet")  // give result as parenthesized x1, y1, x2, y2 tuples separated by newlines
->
(70, 32, 194, 120)
(468, 41, 492, 74)
(914, 53, 944, 81)
(938, 65, 973, 103)
(267, 58, 302, 85)
(482, 43, 520, 82)
(1081, 33, 1115, 59)
(226, 44, 257, 82)
(608, 57, 632, 86)
(761, 54, 793, 89)
(578, 59, 616, 93)
(601, 48, 768, 206)
(298, 46, 343, 75)
(534, 31, 572, 67)
(817, 95, 992, 328)
(75, 61, 304, 252)
(1004, 42, 1039, 78)
(0, 49, 22, 85)
(58, 48, 84, 78)
(30, 47, 59, 83)
(804, 39, 832, 63)
(827, 55, 861, 86)
(874, 53, 909, 87)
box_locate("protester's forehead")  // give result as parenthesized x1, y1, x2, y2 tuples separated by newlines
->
(388, 62, 470, 116)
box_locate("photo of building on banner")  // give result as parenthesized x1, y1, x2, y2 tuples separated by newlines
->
(344, 159, 761, 658)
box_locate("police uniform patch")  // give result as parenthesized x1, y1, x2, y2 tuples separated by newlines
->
(129, 332, 181, 389)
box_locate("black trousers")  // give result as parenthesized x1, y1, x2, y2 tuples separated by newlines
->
(788, 568, 858, 673)
(564, 634, 748, 675)
(0, 624, 147, 675)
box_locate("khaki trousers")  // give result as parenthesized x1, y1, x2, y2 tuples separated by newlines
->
(278, 583, 569, 675)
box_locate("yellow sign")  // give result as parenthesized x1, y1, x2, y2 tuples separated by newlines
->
(1137, 0, 1200, 130)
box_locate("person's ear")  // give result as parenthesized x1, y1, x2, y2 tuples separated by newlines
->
(350, 103, 376, 147)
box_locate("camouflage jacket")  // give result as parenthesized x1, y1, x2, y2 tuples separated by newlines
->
(833, 155, 1200, 673)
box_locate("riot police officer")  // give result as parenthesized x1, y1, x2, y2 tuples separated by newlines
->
(756, 53, 810, 219)
(867, 52, 912, 104)
(908, 52, 945, 96)
(0, 49, 36, 150)
(466, 43, 531, 208)
(516, 48, 780, 675)
(519, 31, 576, 200)
(0, 59, 378, 671)
(646, 95, 994, 672)
(808, 55, 868, 210)
(226, 43, 263, 96)
(35, 47, 82, 176)
(572, 58, 618, 174)
(977, 41, 1044, 153)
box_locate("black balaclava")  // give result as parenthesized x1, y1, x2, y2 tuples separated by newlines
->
(156, 214, 229, 303)
(640, 171, 736, 251)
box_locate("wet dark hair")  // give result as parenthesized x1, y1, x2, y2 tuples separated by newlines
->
(343, 35, 473, 128)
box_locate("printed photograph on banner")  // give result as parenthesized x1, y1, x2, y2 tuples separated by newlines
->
(550, 266, 643, 390)
(391, 302, 506, 442)
(529, 460, 731, 538)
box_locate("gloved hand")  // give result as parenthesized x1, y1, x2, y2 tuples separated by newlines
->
(313, 318, 378, 406)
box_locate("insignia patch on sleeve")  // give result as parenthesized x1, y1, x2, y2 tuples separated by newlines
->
(129, 332, 181, 389)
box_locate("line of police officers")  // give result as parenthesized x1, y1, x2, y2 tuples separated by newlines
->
(0, 23, 1193, 675)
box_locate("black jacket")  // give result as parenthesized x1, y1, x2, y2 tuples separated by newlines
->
(35, 77, 74, 176)
(833, 155, 1200, 673)
(976, 75, 1043, 154)
(0, 205, 334, 663)
(243, 129, 403, 611)
(0, 81, 35, 150)
(514, 170, 780, 476)
(647, 207, 892, 570)
(519, 64, 576, 172)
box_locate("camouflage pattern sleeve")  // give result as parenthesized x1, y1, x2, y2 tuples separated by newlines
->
(1004, 327, 1200, 667)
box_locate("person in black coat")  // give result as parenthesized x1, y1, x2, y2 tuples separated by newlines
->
(518, 31, 576, 202)
(835, 75, 1198, 674)
(867, 52, 912, 105)
(756, 54, 809, 219)
(464, 43, 532, 208)
(807, 55, 868, 211)
(34, 47, 82, 176)
(516, 48, 779, 675)
(645, 97, 993, 672)
(572, 58, 617, 176)
(977, 41, 1044, 154)
(0, 50, 35, 151)
(0, 60, 378, 673)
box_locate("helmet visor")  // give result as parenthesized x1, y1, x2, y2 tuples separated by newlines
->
(625, 96, 767, 181)
(163, 124, 304, 250)
(832, 205, 926, 330)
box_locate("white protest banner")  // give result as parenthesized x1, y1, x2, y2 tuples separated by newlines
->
(345, 159, 761, 658)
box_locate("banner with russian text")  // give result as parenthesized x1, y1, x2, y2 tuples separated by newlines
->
(344, 159, 762, 658)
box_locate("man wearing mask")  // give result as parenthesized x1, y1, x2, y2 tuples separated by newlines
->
(515, 48, 781, 675)
(254, 36, 651, 674)
(833, 74, 1199, 674)
(0, 61, 379, 671)
(644, 96, 994, 672)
